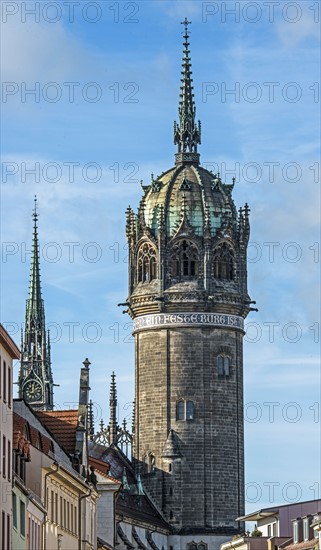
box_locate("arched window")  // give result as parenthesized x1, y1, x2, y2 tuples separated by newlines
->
(213, 243, 235, 280)
(176, 400, 195, 421)
(170, 240, 199, 279)
(143, 452, 155, 473)
(176, 400, 185, 420)
(186, 401, 194, 420)
(137, 242, 157, 283)
(217, 355, 230, 376)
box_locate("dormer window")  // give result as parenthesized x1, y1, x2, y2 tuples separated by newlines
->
(303, 517, 312, 541)
(293, 519, 303, 543)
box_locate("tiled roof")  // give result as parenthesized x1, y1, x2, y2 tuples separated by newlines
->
(35, 409, 78, 454)
(13, 411, 53, 457)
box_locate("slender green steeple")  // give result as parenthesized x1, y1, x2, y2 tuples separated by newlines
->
(27, 196, 44, 322)
(18, 197, 54, 410)
(174, 18, 201, 165)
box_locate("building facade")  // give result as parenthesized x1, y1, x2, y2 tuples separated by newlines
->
(0, 323, 20, 550)
(126, 19, 254, 547)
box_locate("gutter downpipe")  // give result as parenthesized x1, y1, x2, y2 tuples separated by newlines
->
(113, 484, 122, 548)
(78, 487, 92, 550)
(44, 461, 59, 550)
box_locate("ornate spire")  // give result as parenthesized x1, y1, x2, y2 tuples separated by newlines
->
(109, 372, 118, 445)
(174, 18, 201, 166)
(28, 196, 43, 322)
(18, 198, 54, 410)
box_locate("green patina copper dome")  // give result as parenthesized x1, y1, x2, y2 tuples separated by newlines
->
(143, 164, 236, 238)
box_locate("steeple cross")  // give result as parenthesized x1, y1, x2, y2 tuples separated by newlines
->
(181, 17, 191, 35)
(33, 195, 38, 221)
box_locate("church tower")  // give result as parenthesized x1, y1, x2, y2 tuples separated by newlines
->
(18, 198, 54, 410)
(126, 20, 254, 544)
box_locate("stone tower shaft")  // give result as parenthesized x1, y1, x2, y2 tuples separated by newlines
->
(126, 21, 253, 540)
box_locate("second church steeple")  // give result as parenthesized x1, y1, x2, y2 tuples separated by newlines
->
(18, 197, 54, 410)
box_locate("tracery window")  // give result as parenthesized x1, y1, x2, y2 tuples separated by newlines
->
(213, 242, 235, 280)
(137, 242, 157, 283)
(217, 355, 230, 376)
(170, 239, 199, 279)
(176, 400, 195, 421)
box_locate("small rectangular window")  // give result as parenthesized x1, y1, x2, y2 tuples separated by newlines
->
(8, 367, 12, 408)
(13, 493, 17, 528)
(67, 501, 70, 531)
(2, 435, 6, 478)
(55, 493, 58, 524)
(1, 511, 5, 550)
(7, 439, 11, 481)
(7, 514, 10, 550)
(71, 503, 74, 533)
(3, 361, 7, 402)
(293, 521, 299, 543)
(60, 496, 63, 526)
(20, 501, 26, 537)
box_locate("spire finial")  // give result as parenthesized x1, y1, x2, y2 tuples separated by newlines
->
(174, 19, 201, 166)
(109, 372, 118, 445)
(181, 17, 191, 33)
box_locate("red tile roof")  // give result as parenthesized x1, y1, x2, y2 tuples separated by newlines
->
(35, 410, 78, 454)
(13, 412, 53, 457)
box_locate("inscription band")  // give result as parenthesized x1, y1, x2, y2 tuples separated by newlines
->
(133, 312, 244, 332)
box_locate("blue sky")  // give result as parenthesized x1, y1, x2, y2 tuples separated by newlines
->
(1, 1, 320, 512)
